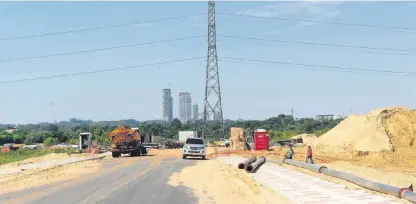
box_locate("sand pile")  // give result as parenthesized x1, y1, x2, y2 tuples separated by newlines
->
(168, 160, 289, 203)
(314, 107, 416, 156)
(230, 127, 246, 151)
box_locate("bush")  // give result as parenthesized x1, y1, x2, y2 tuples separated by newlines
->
(44, 137, 58, 146)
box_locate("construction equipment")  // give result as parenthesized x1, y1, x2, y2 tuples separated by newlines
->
(108, 126, 148, 158)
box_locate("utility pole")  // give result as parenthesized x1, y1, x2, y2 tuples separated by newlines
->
(203, 0, 224, 139)
(291, 108, 294, 117)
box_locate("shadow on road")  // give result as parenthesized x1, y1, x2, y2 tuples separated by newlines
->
(184, 157, 209, 161)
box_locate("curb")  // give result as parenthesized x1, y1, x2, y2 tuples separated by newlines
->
(0, 154, 108, 176)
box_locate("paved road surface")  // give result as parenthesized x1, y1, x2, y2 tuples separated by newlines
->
(0, 155, 198, 204)
(219, 156, 402, 204)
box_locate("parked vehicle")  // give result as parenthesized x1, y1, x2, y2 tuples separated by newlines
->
(182, 137, 206, 160)
(108, 126, 148, 158)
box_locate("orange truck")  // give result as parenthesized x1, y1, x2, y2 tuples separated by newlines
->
(108, 126, 148, 158)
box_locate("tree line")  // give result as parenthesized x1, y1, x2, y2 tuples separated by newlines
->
(0, 114, 343, 146)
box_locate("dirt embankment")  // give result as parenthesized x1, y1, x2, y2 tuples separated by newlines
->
(0, 159, 102, 194)
(309, 107, 416, 168)
(0, 153, 89, 170)
(168, 159, 291, 204)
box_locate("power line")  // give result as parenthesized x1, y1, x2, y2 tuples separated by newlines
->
(221, 57, 416, 76)
(2, 55, 413, 85)
(0, 35, 206, 63)
(218, 35, 411, 53)
(0, 13, 206, 42)
(4, 34, 408, 64)
(0, 57, 205, 84)
(218, 13, 416, 31)
(219, 58, 409, 77)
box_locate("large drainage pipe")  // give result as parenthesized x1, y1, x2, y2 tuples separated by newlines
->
(245, 156, 266, 173)
(321, 168, 402, 197)
(402, 186, 416, 203)
(283, 159, 327, 173)
(281, 159, 416, 203)
(238, 156, 256, 169)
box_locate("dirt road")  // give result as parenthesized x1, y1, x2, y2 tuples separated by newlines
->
(0, 149, 287, 204)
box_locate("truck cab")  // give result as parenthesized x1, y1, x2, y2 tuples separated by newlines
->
(182, 138, 206, 160)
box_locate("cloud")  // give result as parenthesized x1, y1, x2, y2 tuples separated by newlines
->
(242, 2, 342, 28)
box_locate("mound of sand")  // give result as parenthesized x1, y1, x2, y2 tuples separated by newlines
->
(314, 106, 416, 155)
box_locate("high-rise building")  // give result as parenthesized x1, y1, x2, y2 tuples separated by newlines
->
(179, 92, 192, 124)
(162, 89, 173, 122)
(193, 104, 199, 120)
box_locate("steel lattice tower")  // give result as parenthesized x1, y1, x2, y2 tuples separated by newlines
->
(203, 0, 224, 139)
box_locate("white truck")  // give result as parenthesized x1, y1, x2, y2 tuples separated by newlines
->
(178, 131, 198, 142)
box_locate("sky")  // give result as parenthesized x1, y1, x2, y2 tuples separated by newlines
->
(0, 1, 416, 124)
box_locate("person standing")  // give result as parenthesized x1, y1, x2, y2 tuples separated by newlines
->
(285, 144, 295, 159)
(306, 144, 314, 164)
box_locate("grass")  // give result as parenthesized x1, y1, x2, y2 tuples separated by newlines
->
(0, 148, 80, 166)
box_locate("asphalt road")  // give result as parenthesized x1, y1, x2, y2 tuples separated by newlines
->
(0, 155, 199, 204)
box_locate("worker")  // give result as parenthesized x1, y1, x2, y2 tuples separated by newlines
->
(305, 144, 314, 164)
(285, 144, 295, 159)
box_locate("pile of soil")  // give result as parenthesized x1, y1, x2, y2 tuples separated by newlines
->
(313, 107, 416, 166)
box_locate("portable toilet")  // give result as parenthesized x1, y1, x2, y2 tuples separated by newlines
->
(254, 129, 269, 150)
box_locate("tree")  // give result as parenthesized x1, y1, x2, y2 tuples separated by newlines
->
(44, 137, 58, 146)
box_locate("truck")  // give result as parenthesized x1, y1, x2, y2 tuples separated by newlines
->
(108, 126, 148, 158)
(178, 131, 198, 143)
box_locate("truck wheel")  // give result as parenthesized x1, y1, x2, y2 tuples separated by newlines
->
(112, 152, 118, 158)
(202, 156, 206, 160)
(182, 155, 186, 160)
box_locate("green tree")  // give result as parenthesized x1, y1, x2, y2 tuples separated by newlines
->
(44, 137, 58, 146)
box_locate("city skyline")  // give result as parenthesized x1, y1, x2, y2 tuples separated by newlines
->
(1, 2, 415, 124)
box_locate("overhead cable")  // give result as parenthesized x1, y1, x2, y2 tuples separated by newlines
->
(0, 13, 206, 42)
(0, 57, 205, 84)
(218, 13, 416, 31)
(221, 56, 416, 76)
(0, 35, 206, 63)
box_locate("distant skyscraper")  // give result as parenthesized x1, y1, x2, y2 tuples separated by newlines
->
(193, 104, 199, 120)
(179, 92, 192, 124)
(162, 89, 173, 122)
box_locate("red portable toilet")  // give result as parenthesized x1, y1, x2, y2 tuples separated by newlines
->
(254, 129, 269, 150)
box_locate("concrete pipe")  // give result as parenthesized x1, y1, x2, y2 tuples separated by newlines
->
(283, 159, 327, 173)
(321, 168, 403, 198)
(238, 156, 257, 169)
(403, 192, 416, 203)
(245, 156, 266, 173)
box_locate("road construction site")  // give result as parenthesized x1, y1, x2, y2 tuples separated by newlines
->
(1, 106, 416, 203)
